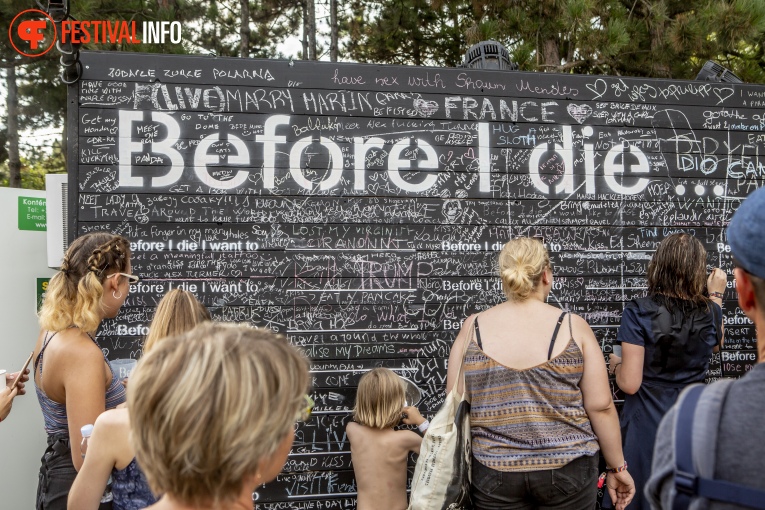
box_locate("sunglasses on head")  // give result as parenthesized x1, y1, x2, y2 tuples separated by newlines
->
(295, 394, 314, 423)
(107, 272, 140, 285)
(532, 235, 545, 245)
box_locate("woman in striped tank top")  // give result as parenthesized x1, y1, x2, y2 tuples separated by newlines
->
(446, 237, 635, 510)
(34, 233, 137, 510)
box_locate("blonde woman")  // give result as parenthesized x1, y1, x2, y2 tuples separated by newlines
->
(69, 289, 210, 510)
(446, 237, 635, 510)
(347, 368, 427, 510)
(34, 232, 135, 510)
(129, 322, 311, 510)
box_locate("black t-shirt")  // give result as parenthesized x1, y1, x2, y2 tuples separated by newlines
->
(617, 296, 722, 385)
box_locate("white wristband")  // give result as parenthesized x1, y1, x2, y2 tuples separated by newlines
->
(418, 420, 430, 433)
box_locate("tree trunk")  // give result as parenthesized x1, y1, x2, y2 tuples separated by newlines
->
(650, 26, 670, 77)
(240, 0, 250, 58)
(302, 0, 309, 59)
(541, 38, 560, 69)
(7, 66, 21, 188)
(307, 0, 317, 60)
(330, 0, 338, 62)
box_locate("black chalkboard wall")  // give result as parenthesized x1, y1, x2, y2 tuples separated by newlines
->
(70, 50, 763, 506)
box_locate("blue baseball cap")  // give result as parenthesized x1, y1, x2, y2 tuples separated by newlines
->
(727, 186, 765, 279)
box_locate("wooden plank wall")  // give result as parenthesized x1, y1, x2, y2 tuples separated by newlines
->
(70, 51, 765, 506)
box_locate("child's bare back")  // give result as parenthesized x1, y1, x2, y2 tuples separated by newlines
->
(347, 423, 422, 510)
(348, 368, 427, 510)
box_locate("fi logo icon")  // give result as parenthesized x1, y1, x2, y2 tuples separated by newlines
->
(9, 9, 57, 57)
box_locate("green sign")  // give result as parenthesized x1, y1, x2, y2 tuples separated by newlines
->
(18, 196, 46, 231)
(37, 278, 50, 311)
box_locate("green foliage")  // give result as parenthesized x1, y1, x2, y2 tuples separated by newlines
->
(4, 0, 765, 191)
(347, 0, 764, 80)
(0, 143, 65, 190)
(193, 0, 302, 58)
(347, 0, 474, 66)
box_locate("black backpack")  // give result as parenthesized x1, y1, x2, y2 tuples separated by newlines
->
(673, 382, 765, 509)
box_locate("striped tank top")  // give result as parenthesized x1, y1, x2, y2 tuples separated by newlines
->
(35, 330, 127, 436)
(464, 313, 599, 472)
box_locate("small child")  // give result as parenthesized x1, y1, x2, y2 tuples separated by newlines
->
(347, 368, 429, 510)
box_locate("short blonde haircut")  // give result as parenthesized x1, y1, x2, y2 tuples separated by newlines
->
(129, 322, 310, 506)
(143, 289, 211, 354)
(353, 368, 405, 430)
(39, 232, 131, 333)
(498, 237, 550, 301)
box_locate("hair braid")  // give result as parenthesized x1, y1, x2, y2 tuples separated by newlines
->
(39, 232, 131, 332)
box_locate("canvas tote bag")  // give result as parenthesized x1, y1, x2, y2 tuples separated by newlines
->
(408, 318, 474, 510)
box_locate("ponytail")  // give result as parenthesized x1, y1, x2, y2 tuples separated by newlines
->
(39, 233, 130, 332)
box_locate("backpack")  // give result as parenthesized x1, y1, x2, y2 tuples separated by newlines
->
(673, 381, 765, 510)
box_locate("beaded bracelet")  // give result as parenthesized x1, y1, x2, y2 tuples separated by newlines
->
(709, 291, 724, 299)
(607, 461, 628, 473)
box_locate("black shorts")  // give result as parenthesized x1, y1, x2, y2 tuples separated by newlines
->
(471, 454, 599, 510)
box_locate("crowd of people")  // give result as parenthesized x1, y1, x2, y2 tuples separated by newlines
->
(2, 186, 764, 510)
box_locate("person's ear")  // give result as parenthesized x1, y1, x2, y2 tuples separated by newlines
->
(245, 471, 261, 488)
(542, 267, 552, 286)
(735, 268, 758, 321)
(103, 273, 119, 294)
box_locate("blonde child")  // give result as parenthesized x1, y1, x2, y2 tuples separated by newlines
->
(347, 368, 429, 510)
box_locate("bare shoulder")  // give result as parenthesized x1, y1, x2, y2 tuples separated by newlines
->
(394, 429, 421, 441)
(62, 330, 104, 361)
(566, 313, 594, 335)
(568, 312, 592, 330)
(346, 421, 362, 439)
(94, 407, 130, 433)
(394, 430, 422, 452)
(566, 313, 599, 350)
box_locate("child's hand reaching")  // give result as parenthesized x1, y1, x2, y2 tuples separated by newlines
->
(401, 406, 425, 427)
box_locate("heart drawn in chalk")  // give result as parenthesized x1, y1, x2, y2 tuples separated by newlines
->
(567, 104, 593, 124)
(413, 98, 438, 117)
(713, 87, 734, 105)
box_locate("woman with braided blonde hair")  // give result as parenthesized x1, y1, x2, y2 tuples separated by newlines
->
(34, 232, 137, 510)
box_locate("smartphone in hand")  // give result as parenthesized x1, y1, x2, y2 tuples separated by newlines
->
(9, 351, 34, 392)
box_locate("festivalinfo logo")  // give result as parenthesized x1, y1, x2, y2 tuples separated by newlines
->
(9, 9, 182, 57)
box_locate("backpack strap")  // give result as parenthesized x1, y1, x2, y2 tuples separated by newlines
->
(673, 380, 765, 510)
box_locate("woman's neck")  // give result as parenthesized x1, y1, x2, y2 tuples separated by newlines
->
(152, 488, 255, 510)
(511, 287, 549, 305)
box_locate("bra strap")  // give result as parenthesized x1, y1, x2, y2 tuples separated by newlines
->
(474, 317, 483, 350)
(35, 331, 59, 377)
(548, 312, 567, 360)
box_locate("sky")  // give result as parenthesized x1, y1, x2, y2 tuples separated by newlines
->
(3, 2, 334, 161)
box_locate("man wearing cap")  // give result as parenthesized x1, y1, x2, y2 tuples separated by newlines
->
(646, 186, 765, 509)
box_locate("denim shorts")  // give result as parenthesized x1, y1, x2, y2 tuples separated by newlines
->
(471, 454, 599, 510)
(36, 433, 113, 510)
